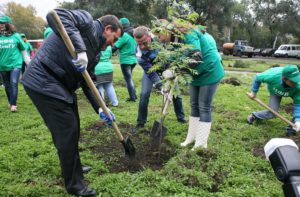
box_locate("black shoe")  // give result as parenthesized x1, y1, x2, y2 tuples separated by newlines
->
(132, 123, 144, 133)
(286, 125, 297, 136)
(136, 123, 144, 129)
(82, 166, 92, 173)
(126, 98, 136, 102)
(70, 187, 96, 197)
(247, 114, 256, 124)
(177, 119, 187, 123)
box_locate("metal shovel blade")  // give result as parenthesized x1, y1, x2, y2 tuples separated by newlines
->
(150, 120, 168, 148)
(121, 137, 136, 159)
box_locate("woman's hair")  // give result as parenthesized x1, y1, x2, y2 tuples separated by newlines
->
(3, 23, 17, 34)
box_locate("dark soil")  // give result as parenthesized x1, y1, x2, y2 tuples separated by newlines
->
(283, 103, 293, 115)
(82, 121, 177, 173)
(221, 77, 242, 86)
(252, 135, 300, 158)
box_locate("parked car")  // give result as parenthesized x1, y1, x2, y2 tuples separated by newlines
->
(261, 48, 276, 57)
(253, 48, 263, 56)
(297, 52, 300, 59)
(274, 44, 300, 57)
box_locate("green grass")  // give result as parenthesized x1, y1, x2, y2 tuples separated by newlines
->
(0, 57, 294, 196)
(222, 55, 300, 72)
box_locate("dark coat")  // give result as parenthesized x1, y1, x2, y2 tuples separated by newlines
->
(21, 9, 105, 113)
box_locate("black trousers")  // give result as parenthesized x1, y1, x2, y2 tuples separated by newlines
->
(24, 87, 85, 193)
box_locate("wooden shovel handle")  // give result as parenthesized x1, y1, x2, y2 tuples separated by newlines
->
(49, 10, 124, 141)
(246, 92, 296, 128)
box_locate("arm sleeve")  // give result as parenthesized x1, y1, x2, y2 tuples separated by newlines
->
(138, 59, 161, 83)
(81, 81, 100, 114)
(46, 8, 94, 53)
(251, 75, 262, 93)
(294, 104, 300, 122)
(137, 49, 161, 83)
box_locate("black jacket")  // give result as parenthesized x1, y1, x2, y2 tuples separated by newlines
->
(21, 9, 105, 113)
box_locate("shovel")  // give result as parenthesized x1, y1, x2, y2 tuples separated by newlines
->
(49, 10, 135, 158)
(150, 88, 173, 148)
(246, 92, 296, 128)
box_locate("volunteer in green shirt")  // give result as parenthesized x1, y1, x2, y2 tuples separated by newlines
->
(20, 33, 33, 73)
(112, 18, 137, 102)
(94, 46, 118, 107)
(247, 65, 300, 135)
(44, 26, 53, 39)
(0, 15, 30, 112)
(180, 26, 224, 150)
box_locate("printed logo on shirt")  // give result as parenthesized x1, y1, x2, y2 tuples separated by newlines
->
(272, 87, 290, 97)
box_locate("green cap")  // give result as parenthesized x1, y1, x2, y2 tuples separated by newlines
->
(0, 15, 12, 24)
(282, 65, 300, 83)
(20, 33, 26, 37)
(120, 18, 130, 25)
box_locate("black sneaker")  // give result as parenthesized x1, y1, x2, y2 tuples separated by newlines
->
(126, 98, 136, 102)
(247, 114, 256, 124)
(286, 125, 297, 136)
(132, 123, 144, 134)
(177, 119, 187, 123)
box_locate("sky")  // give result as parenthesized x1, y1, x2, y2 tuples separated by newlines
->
(0, 0, 74, 20)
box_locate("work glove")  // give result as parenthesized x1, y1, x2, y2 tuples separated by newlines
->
(99, 108, 116, 127)
(72, 52, 88, 72)
(293, 122, 300, 132)
(162, 69, 175, 79)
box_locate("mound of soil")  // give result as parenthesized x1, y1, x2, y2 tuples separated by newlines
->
(221, 77, 241, 86)
(82, 121, 177, 173)
(283, 103, 293, 115)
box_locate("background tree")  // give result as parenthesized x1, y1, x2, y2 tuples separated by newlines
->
(1, 2, 45, 39)
(60, 0, 154, 26)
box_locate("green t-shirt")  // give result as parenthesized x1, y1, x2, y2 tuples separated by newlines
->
(114, 32, 137, 65)
(44, 27, 53, 39)
(24, 42, 33, 57)
(255, 67, 300, 104)
(184, 30, 224, 86)
(0, 33, 27, 71)
(94, 46, 113, 75)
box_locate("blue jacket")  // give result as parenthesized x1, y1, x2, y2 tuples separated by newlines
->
(21, 9, 106, 113)
(136, 46, 161, 84)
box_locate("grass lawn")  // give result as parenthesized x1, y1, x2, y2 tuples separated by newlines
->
(0, 56, 299, 196)
(222, 55, 300, 72)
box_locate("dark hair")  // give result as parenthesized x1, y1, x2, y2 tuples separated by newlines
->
(4, 23, 17, 33)
(98, 15, 123, 34)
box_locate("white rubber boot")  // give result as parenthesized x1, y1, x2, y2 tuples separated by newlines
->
(180, 116, 199, 147)
(192, 121, 212, 150)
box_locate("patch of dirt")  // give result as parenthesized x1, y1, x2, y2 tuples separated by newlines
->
(221, 77, 242, 86)
(82, 121, 177, 173)
(252, 135, 300, 158)
(283, 103, 293, 115)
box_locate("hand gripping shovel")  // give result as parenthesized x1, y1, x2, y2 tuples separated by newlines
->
(246, 92, 296, 128)
(150, 88, 173, 148)
(49, 10, 135, 158)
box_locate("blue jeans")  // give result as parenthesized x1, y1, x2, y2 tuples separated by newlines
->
(0, 68, 21, 105)
(253, 94, 282, 119)
(137, 73, 185, 124)
(121, 64, 137, 100)
(97, 82, 118, 107)
(189, 83, 219, 122)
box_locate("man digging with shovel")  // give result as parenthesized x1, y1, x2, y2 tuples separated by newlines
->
(133, 26, 186, 131)
(22, 8, 123, 196)
(247, 64, 300, 136)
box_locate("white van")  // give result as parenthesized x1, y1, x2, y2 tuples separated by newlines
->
(274, 44, 300, 57)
